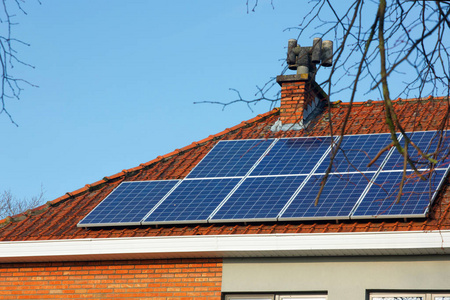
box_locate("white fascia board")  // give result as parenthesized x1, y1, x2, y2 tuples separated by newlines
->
(1, 230, 450, 263)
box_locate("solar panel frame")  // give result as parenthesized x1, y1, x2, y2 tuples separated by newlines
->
(383, 131, 450, 171)
(432, 131, 450, 169)
(210, 175, 307, 223)
(351, 168, 449, 219)
(185, 139, 275, 179)
(142, 177, 241, 225)
(250, 136, 335, 176)
(210, 135, 338, 222)
(77, 180, 180, 227)
(315, 133, 395, 174)
(347, 130, 450, 219)
(279, 172, 374, 221)
(346, 140, 400, 217)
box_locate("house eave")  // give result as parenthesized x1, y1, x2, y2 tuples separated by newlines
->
(1, 230, 450, 263)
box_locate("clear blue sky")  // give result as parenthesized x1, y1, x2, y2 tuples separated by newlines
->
(1, 1, 442, 205)
(1, 1, 324, 202)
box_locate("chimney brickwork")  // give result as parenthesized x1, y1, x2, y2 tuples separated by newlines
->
(273, 74, 327, 131)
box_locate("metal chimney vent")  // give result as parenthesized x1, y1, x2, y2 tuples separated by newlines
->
(287, 38, 333, 79)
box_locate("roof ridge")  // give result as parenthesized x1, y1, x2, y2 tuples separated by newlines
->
(333, 95, 448, 107)
(0, 108, 279, 228)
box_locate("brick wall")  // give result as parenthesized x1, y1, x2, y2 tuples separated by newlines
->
(0, 258, 222, 300)
(279, 80, 316, 125)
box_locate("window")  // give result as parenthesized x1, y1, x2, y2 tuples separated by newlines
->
(370, 293, 450, 300)
(225, 294, 326, 300)
(279, 296, 326, 300)
(225, 295, 274, 300)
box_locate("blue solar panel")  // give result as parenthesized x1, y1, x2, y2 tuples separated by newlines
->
(250, 137, 334, 176)
(315, 134, 394, 173)
(211, 175, 306, 222)
(383, 131, 450, 170)
(279, 173, 370, 220)
(78, 180, 179, 227)
(352, 169, 447, 218)
(80, 132, 450, 227)
(186, 139, 274, 178)
(142, 178, 240, 224)
(433, 132, 450, 169)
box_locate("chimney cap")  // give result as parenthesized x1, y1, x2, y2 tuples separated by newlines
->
(285, 38, 333, 78)
(276, 74, 309, 86)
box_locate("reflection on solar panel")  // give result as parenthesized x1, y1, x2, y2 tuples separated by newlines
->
(434, 133, 450, 168)
(315, 134, 394, 173)
(279, 173, 370, 220)
(142, 178, 241, 224)
(251, 137, 333, 176)
(186, 139, 274, 178)
(78, 131, 450, 228)
(211, 175, 306, 222)
(383, 131, 450, 170)
(352, 170, 446, 218)
(78, 180, 179, 227)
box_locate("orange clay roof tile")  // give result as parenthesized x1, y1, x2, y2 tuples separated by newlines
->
(1, 97, 450, 241)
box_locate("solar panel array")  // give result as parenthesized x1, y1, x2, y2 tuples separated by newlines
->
(78, 131, 450, 227)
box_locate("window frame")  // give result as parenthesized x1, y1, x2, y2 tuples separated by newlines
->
(225, 294, 327, 300)
(370, 292, 450, 300)
(432, 294, 450, 300)
(225, 294, 275, 300)
(277, 295, 327, 300)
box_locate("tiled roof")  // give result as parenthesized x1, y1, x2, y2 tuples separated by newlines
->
(1, 96, 450, 241)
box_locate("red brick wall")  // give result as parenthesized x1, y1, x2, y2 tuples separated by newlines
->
(279, 81, 315, 124)
(0, 258, 222, 300)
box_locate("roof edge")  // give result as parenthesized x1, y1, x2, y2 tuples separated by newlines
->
(0, 230, 449, 263)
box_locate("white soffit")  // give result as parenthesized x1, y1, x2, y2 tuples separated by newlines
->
(0, 231, 450, 263)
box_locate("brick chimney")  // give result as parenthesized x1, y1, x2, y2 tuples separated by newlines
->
(271, 74, 327, 131)
(271, 38, 332, 132)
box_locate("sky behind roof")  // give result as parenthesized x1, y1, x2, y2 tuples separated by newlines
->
(2, 1, 425, 205)
(1, 1, 320, 202)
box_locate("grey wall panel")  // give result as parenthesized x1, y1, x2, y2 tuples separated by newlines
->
(222, 256, 450, 300)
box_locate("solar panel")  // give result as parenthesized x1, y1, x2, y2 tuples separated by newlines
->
(433, 132, 450, 168)
(79, 131, 450, 227)
(210, 175, 306, 222)
(186, 139, 274, 178)
(279, 173, 371, 220)
(250, 137, 334, 176)
(78, 180, 179, 227)
(142, 178, 241, 224)
(352, 169, 447, 218)
(315, 133, 394, 173)
(383, 131, 450, 170)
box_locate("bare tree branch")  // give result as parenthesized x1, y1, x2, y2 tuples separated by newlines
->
(202, 1, 450, 207)
(0, 186, 45, 219)
(0, 0, 39, 126)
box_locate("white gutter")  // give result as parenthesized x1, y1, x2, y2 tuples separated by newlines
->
(1, 230, 450, 263)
